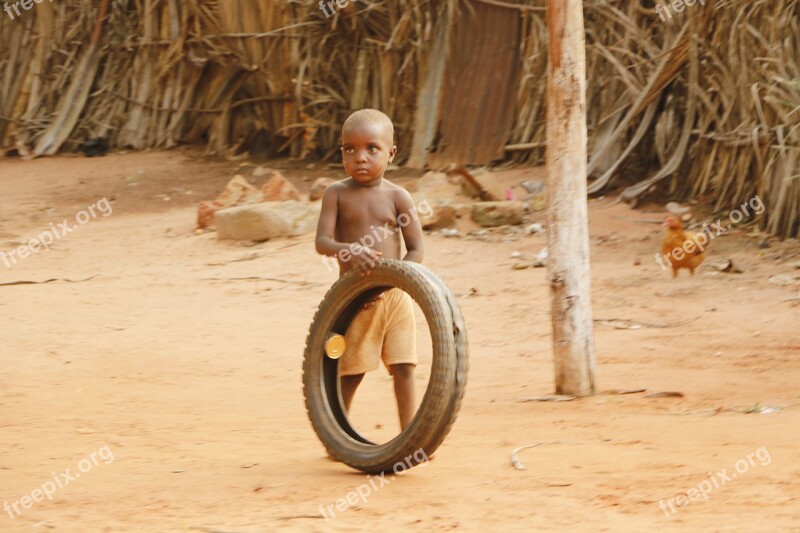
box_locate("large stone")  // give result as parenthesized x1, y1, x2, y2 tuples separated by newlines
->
(309, 177, 335, 201)
(216, 201, 320, 241)
(414, 198, 457, 230)
(260, 170, 301, 201)
(216, 175, 264, 208)
(471, 201, 525, 227)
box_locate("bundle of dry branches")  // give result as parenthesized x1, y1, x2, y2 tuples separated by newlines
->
(510, 1, 799, 237)
(0, 0, 797, 236)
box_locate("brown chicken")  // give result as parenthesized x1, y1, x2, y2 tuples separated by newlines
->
(659, 216, 708, 295)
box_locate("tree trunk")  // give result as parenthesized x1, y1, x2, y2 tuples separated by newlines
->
(545, 0, 596, 397)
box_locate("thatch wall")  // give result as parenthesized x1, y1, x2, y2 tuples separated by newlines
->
(0, 0, 797, 237)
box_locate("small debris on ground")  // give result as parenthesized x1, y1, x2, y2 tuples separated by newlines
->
(525, 222, 544, 235)
(644, 392, 685, 399)
(769, 274, 798, 286)
(519, 395, 577, 402)
(710, 259, 744, 273)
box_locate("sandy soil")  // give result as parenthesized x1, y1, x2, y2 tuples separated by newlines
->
(1, 148, 799, 532)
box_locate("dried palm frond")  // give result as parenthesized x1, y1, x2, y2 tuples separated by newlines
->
(0, 0, 797, 236)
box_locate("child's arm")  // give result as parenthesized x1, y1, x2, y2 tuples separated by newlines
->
(397, 190, 424, 263)
(315, 186, 347, 258)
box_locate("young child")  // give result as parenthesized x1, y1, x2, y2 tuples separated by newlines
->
(315, 109, 424, 430)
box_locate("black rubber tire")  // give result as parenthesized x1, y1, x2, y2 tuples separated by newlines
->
(302, 259, 469, 473)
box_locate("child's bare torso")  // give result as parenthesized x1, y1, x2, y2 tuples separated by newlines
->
(333, 178, 403, 275)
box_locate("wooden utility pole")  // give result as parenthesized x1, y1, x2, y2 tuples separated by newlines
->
(545, 0, 596, 396)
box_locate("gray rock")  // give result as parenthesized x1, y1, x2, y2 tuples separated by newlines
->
(520, 180, 545, 196)
(216, 201, 320, 241)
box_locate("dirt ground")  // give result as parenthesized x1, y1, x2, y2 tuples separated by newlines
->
(1, 148, 799, 532)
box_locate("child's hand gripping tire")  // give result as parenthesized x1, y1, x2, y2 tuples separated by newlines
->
(302, 259, 469, 474)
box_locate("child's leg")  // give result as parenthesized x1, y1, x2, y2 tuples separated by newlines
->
(339, 295, 386, 413)
(340, 373, 365, 412)
(390, 363, 415, 430)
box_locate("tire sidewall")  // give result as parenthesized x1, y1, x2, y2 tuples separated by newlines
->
(303, 260, 460, 473)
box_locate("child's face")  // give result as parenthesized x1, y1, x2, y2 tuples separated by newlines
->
(341, 122, 396, 184)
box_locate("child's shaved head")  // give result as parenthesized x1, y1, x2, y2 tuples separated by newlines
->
(342, 109, 395, 145)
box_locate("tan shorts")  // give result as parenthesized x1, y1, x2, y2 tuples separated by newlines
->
(339, 288, 417, 376)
